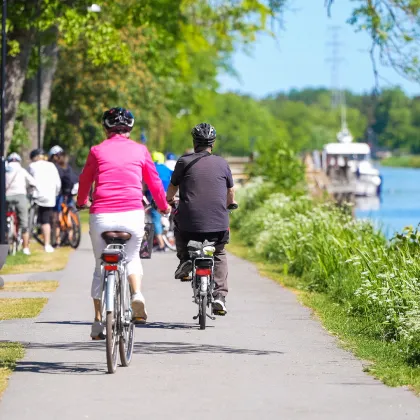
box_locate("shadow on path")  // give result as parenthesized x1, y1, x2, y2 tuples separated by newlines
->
(36, 321, 92, 326)
(1, 339, 282, 357)
(14, 361, 103, 375)
(136, 321, 207, 330)
(134, 341, 284, 356)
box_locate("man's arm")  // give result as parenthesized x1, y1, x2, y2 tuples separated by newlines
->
(166, 183, 179, 204)
(167, 158, 183, 204)
(227, 187, 236, 207)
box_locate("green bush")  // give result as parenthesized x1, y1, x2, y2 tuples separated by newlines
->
(233, 183, 420, 364)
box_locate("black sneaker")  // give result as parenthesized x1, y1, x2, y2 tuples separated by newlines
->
(212, 294, 227, 315)
(174, 260, 192, 279)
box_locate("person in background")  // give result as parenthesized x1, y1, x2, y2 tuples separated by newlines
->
(165, 152, 177, 171)
(149, 151, 173, 251)
(29, 148, 61, 253)
(48, 145, 78, 245)
(5, 153, 37, 255)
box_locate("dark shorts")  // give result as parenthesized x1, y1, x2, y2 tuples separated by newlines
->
(38, 206, 53, 225)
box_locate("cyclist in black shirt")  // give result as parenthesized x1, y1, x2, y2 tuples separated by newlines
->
(166, 123, 236, 314)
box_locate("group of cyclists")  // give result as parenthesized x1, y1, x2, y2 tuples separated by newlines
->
(5, 146, 78, 255)
(5, 105, 237, 339)
(75, 107, 236, 339)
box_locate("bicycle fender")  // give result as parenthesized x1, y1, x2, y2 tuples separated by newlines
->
(106, 273, 115, 312)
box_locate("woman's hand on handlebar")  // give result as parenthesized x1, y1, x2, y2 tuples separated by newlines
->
(76, 201, 92, 211)
(160, 205, 172, 216)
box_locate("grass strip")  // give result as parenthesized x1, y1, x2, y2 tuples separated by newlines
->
(0, 342, 24, 396)
(80, 210, 89, 233)
(0, 298, 48, 320)
(1, 243, 72, 275)
(228, 232, 420, 394)
(0, 281, 59, 293)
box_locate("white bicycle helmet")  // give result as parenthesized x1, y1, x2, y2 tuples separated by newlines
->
(49, 145, 64, 157)
(7, 152, 22, 162)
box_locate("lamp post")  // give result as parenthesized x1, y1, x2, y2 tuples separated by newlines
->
(0, 0, 8, 268)
(37, 35, 41, 148)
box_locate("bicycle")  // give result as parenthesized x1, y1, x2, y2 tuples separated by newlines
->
(100, 231, 135, 374)
(6, 203, 22, 256)
(28, 197, 44, 246)
(144, 197, 176, 252)
(189, 203, 238, 330)
(52, 197, 81, 249)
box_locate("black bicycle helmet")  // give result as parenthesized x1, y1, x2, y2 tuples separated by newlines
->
(102, 107, 134, 133)
(30, 148, 46, 160)
(191, 122, 216, 147)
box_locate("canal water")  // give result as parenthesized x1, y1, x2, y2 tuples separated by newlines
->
(355, 166, 420, 237)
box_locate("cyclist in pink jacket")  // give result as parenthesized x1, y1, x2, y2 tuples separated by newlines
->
(77, 107, 170, 339)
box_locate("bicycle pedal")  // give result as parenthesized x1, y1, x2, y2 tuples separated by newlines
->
(213, 310, 226, 317)
(180, 276, 192, 282)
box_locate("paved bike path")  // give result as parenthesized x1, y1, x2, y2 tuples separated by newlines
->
(0, 234, 419, 419)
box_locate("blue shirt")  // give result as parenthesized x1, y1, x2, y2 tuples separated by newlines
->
(146, 163, 172, 202)
(155, 163, 172, 191)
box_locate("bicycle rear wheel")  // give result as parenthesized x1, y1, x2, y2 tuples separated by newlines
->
(30, 206, 45, 246)
(7, 218, 16, 256)
(106, 275, 119, 374)
(199, 295, 207, 330)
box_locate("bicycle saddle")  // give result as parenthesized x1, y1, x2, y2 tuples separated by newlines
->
(101, 231, 132, 244)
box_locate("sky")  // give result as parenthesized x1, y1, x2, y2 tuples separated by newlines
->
(217, 0, 420, 98)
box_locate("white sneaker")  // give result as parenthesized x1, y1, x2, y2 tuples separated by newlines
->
(22, 248, 31, 256)
(131, 292, 147, 323)
(44, 245, 54, 253)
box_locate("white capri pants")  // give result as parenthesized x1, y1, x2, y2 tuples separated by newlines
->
(89, 210, 145, 299)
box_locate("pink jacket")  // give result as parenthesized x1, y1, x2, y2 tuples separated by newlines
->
(77, 134, 167, 214)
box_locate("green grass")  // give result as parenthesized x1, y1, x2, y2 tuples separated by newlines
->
(1, 242, 72, 275)
(0, 297, 49, 395)
(381, 155, 420, 168)
(79, 210, 89, 233)
(0, 342, 24, 396)
(0, 298, 48, 320)
(0, 281, 59, 292)
(228, 233, 420, 394)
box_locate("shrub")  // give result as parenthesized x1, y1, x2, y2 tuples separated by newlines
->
(234, 182, 420, 363)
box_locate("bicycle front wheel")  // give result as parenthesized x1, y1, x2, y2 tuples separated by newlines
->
(68, 210, 81, 249)
(119, 272, 135, 367)
(162, 232, 176, 251)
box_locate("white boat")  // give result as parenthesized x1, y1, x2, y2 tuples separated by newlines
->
(321, 128, 382, 197)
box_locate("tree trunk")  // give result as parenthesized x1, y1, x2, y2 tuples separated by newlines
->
(2, 28, 35, 154)
(21, 38, 59, 163)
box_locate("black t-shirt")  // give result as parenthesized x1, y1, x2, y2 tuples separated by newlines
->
(171, 152, 234, 233)
(56, 164, 78, 195)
